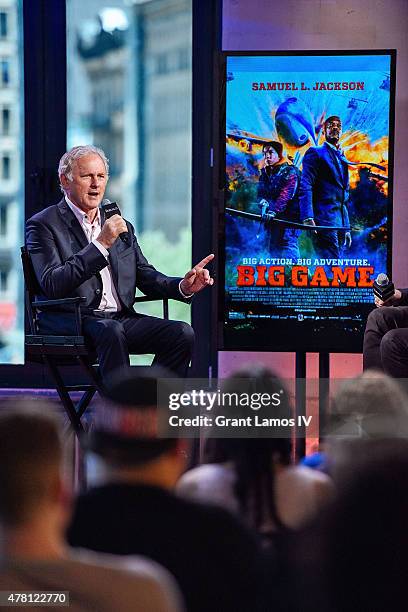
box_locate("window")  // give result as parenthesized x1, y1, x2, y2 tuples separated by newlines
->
(156, 53, 168, 75)
(0, 268, 8, 293)
(0, 204, 7, 236)
(1, 58, 9, 85)
(0, 12, 7, 39)
(1, 107, 10, 134)
(2, 154, 10, 179)
(177, 47, 189, 71)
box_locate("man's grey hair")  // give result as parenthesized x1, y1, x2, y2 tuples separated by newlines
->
(58, 145, 109, 192)
(332, 371, 408, 418)
(329, 370, 408, 440)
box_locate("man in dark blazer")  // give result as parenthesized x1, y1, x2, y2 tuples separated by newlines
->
(299, 116, 352, 259)
(26, 145, 214, 380)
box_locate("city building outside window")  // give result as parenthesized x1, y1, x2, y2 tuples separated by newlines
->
(67, 0, 192, 364)
(0, 0, 23, 364)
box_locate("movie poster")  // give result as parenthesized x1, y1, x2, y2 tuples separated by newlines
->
(223, 52, 394, 352)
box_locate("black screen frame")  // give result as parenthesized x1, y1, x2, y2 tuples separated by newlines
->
(215, 49, 396, 354)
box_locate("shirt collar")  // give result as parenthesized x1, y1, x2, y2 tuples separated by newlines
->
(326, 141, 344, 156)
(65, 196, 101, 225)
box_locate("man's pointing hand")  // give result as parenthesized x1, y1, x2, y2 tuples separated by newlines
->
(180, 254, 215, 296)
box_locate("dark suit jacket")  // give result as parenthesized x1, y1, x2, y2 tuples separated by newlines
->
(26, 199, 185, 313)
(299, 142, 350, 228)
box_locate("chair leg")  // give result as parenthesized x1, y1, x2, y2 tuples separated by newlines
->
(74, 433, 88, 492)
(43, 356, 83, 434)
(76, 387, 96, 420)
(77, 356, 106, 396)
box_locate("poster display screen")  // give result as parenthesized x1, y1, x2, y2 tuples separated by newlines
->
(221, 51, 395, 352)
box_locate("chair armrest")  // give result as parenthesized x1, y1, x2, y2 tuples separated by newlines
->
(134, 296, 169, 320)
(32, 297, 86, 335)
(134, 296, 165, 303)
(32, 297, 87, 308)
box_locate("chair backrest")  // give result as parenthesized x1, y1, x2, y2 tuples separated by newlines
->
(21, 246, 40, 334)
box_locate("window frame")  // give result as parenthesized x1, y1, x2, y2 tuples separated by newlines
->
(0, 0, 66, 385)
(0, 0, 220, 385)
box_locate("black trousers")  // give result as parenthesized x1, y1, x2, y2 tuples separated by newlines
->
(312, 229, 341, 259)
(363, 306, 408, 377)
(39, 310, 194, 380)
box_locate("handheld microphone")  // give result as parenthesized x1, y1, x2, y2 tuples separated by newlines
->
(100, 199, 130, 245)
(373, 273, 395, 302)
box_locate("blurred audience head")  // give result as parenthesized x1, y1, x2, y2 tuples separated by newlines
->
(327, 371, 408, 481)
(298, 439, 408, 612)
(206, 363, 292, 463)
(331, 370, 408, 432)
(0, 400, 64, 528)
(87, 367, 187, 488)
(205, 364, 293, 531)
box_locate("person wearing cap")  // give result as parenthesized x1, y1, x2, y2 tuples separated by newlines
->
(257, 141, 301, 260)
(299, 116, 352, 259)
(67, 368, 274, 612)
(0, 401, 183, 612)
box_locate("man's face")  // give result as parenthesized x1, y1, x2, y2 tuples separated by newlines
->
(325, 119, 342, 145)
(263, 146, 279, 167)
(61, 153, 108, 214)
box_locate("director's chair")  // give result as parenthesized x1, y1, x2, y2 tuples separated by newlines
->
(21, 246, 169, 438)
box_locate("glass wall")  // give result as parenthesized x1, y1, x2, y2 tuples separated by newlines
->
(66, 0, 192, 340)
(0, 0, 24, 363)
